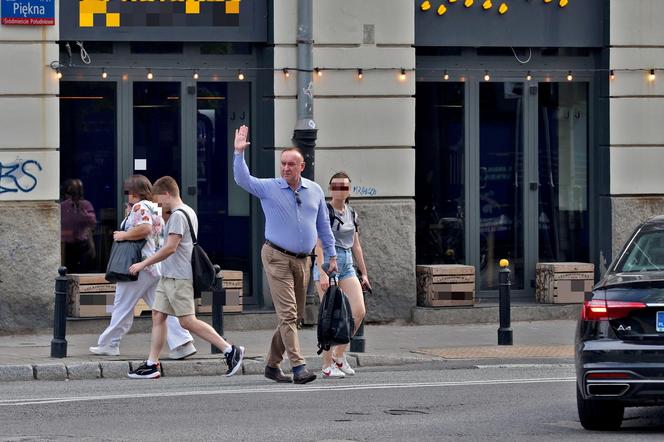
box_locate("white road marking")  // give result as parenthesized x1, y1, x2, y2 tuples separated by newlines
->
(0, 377, 576, 407)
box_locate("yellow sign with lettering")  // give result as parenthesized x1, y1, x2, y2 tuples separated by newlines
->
(79, 0, 240, 28)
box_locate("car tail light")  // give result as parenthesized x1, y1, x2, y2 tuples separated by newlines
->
(582, 300, 647, 320)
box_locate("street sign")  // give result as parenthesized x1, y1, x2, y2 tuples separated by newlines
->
(1, 0, 55, 26)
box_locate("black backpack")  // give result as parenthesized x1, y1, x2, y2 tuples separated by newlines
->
(317, 276, 355, 355)
(327, 203, 359, 232)
(174, 209, 216, 295)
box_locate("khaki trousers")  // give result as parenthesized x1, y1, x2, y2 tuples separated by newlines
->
(261, 244, 311, 368)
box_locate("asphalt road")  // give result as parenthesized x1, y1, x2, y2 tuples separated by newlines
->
(1, 363, 664, 441)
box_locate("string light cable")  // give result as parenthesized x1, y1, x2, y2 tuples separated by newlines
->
(511, 47, 533, 64)
(76, 41, 92, 65)
(46, 63, 659, 82)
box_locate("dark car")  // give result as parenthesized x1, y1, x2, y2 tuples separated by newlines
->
(576, 216, 664, 430)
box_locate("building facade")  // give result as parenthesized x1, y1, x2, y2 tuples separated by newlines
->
(2, 0, 662, 333)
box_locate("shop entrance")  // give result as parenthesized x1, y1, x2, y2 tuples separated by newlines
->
(416, 77, 591, 298)
(60, 78, 253, 295)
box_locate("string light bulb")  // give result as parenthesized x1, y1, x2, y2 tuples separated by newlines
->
(399, 68, 407, 81)
(357, 68, 363, 79)
(56, 68, 62, 79)
(147, 69, 153, 80)
(526, 71, 532, 81)
(315, 67, 322, 77)
(238, 71, 245, 81)
(101, 68, 107, 79)
(443, 70, 449, 81)
(609, 70, 615, 81)
(566, 70, 573, 81)
(283, 68, 290, 78)
(193, 70, 199, 80)
(483, 70, 491, 81)
(649, 69, 656, 81)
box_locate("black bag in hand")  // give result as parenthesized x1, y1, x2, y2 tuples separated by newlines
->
(174, 209, 216, 294)
(317, 275, 355, 355)
(105, 240, 146, 282)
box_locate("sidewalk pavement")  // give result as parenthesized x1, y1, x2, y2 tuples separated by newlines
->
(0, 320, 577, 383)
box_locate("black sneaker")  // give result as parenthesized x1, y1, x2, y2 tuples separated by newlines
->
(225, 345, 245, 377)
(128, 361, 160, 379)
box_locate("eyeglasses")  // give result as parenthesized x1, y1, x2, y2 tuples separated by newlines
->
(294, 191, 302, 206)
(330, 185, 350, 191)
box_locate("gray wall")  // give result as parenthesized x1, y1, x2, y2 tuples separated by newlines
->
(0, 203, 60, 334)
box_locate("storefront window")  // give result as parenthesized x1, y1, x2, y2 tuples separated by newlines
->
(416, 82, 465, 264)
(538, 83, 589, 262)
(60, 82, 117, 274)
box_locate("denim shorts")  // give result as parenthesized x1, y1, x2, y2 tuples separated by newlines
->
(313, 247, 356, 282)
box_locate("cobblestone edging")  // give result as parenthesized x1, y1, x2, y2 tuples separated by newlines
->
(0, 354, 439, 383)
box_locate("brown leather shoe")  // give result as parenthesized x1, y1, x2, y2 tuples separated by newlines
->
(293, 367, 317, 384)
(264, 366, 293, 383)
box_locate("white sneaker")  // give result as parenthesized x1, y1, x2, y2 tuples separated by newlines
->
(321, 364, 346, 378)
(169, 341, 197, 360)
(333, 354, 355, 376)
(89, 345, 119, 356)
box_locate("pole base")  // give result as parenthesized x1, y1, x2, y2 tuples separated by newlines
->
(301, 303, 318, 326)
(350, 337, 365, 353)
(497, 328, 513, 346)
(50, 339, 67, 358)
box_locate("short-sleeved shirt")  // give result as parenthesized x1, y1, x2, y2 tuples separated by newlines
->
(122, 200, 163, 277)
(161, 204, 197, 280)
(330, 204, 358, 250)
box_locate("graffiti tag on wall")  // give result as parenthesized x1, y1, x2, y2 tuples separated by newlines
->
(353, 185, 377, 197)
(0, 159, 43, 194)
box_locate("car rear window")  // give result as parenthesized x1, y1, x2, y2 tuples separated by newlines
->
(616, 230, 664, 272)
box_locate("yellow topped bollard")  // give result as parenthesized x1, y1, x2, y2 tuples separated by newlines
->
(498, 259, 513, 345)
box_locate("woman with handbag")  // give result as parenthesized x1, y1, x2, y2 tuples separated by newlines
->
(90, 175, 196, 358)
(314, 172, 372, 378)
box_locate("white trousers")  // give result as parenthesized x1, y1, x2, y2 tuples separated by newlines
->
(97, 270, 193, 350)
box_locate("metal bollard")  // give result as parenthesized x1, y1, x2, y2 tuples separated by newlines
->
(350, 289, 368, 353)
(211, 265, 226, 354)
(51, 267, 68, 358)
(497, 259, 513, 346)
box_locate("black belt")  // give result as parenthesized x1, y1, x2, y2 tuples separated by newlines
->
(265, 240, 310, 259)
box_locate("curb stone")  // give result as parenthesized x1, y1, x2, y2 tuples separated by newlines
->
(354, 354, 438, 367)
(161, 360, 225, 377)
(100, 361, 132, 379)
(242, 359, 266, 375)
(66, 362, 101, 380)
(34, 363, 68, 381)
(0, 364, 34, 382)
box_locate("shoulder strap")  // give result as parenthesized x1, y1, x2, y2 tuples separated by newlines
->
(327, 202, 344, 231)
(348, 205, 359, 232)
(173, 209, 197, 244)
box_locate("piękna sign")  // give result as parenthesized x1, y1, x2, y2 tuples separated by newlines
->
(1, 0, 55, 25)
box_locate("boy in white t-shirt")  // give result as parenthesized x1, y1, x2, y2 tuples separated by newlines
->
(127, 176, 244, 379)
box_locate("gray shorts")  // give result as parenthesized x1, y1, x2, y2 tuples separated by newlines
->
(153, 277, 196, 317)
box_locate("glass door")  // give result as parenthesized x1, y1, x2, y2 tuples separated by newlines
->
(478, 82, 525, 291)
(132, 82, 182, 184)
(195, 82, 252, 294)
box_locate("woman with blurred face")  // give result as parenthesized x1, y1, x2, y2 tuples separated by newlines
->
(314, 172, 371, 378)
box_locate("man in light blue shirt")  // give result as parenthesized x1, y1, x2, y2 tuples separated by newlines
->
(233, 125, 337, 384)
